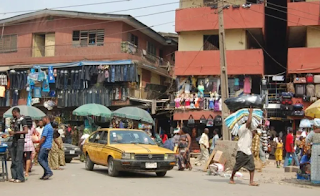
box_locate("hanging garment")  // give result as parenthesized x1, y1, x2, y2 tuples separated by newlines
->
(0, 74, 8, 86)
(12, 90, 19, 106)
(48, 66, 55, 83)
(0, 86, 5, 97)
(5, 90, 10, 107)
(228, 78, 235, 96)
(33, 87, 42, 98)
(27, 91, 32, 106)
(97, 70, 105, 83)
(209, 97, 215, 110)
(123, 66, 127, 81)
(185, 82, 191, 94)
(234, 78, 240, 91)
(185, 98, 190, 108)
(175, 97, 181, 108)
(243, 77, 251, 94)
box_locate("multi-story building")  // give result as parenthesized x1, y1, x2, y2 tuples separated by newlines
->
(0, 10, 177, 126)
(174, 0, 265, 143)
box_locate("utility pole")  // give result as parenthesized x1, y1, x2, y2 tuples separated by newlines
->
(218, 0, 230, 140)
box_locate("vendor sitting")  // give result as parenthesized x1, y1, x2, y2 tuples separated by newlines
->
(300, 150, 311, 174)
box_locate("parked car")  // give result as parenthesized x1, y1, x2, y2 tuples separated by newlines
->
(63, 143, 81, 163)
(83, 128, 176, 177)
(0, 133, 80, 163)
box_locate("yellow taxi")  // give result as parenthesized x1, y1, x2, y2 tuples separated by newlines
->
(83, 128, 176, 177)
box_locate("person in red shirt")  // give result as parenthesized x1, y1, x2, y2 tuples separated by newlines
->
(284, 128, 300, 167)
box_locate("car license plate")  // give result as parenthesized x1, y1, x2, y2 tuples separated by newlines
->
(70, 150, 75, 154)
(145, 163, 157, 169)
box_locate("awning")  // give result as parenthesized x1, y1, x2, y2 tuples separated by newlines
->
(34, 60, 133, 68)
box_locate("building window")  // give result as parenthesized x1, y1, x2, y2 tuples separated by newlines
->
(0, 34, 17, 53)
(32, 33, 55, 57)
(203, 0, 218, 6)
(203, 35, 219, 50)
(129, 33, 139, 47)
(72, 29, 104, 47)
(147, 41, 156, 56)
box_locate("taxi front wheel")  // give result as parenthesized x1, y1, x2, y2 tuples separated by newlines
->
(107, 157, 119, 177)
(85, 155, 94, 171)
(156, 172, 167, 177)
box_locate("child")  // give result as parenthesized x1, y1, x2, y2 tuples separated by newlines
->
(275, 137, 283, 168)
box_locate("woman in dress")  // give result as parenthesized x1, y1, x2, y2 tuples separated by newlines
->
(307, 118, 320, 184)
(24, 125, 36, 180)
(49, 124, 65, 170)
(177, 127, 192, 171)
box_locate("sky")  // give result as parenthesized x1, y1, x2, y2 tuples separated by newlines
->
(0, 0, 179, 33)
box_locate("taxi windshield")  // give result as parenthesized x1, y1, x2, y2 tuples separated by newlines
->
(109, 130, 156, 145)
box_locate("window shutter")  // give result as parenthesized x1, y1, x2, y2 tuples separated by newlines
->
(96, 29, 104, 46)
(80, 30, 88, 47)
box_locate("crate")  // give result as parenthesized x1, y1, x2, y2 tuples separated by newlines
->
(0, 146, 7, 153)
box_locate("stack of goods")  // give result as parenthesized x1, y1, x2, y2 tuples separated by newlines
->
(280, 92, 293, 117)
(224, 109, 263, 136)
(224, 94, 265, 111)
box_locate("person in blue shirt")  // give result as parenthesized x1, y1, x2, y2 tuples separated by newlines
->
(300, 150, 311, 174)
(36, 116, 54, 180)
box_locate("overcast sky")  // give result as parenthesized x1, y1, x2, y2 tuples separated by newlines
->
(0, 0, 178, 33)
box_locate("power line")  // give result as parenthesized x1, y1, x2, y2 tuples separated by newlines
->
(267, 2, 320, 18)
(3, 7, 218, 50)
(0, 0, 131, 15)
(0, 0, 196, 27)
(224, 9, 287, 71)
(266, 4, 320, 23)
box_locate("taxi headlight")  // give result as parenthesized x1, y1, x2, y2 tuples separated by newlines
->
(164, 154, 175, 160)
(122, 153, 135, 160)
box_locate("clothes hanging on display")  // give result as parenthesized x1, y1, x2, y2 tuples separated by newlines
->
(8, 70, 28, 90)
(244, 77, 252, 94)
(0, 74, 8, 86)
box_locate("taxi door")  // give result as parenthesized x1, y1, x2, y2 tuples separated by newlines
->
(86, 131, 103, 163)
(95, 131, 110, 166)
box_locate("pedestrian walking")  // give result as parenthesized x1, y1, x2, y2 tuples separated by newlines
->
(9, 107, 29, 183)
(284, 128, 299, 167)
(33, 120, 44, 166)
(65, 125, 72, 144)
(24, 124, 36, 180)
(49, 127, 65, 170)
(209, 129, 219, 154)
(275, 137, 283, 168)
(195, 128, 209, 166)
(79, 132, 90, 162)
(230, 108, 259, 186)
(36, 116, 54, 180)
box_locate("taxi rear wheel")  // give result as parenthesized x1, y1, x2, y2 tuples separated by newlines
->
(107, 157, 119, 177)
(85, 154, 94, 171)
(156, 172, 167, 177)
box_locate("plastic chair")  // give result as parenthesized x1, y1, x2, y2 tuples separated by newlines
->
(0, 152, 8, 182)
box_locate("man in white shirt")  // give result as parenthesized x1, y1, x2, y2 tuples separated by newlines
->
(195, 128, 209, 166)
(80, 133, 90, 162)
(230, 108, 259, 186)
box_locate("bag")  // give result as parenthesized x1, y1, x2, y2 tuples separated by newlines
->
(188, 115, 195, 125)
(306, 74, 314, 83)
(199, 115, 207, 124)
(293, 101, 303, 111)
(48, 66, 55, 83)
(293, 77, 306, 84)
(303, 95, 311, 102)
(280, 104, 293, 111)
(315, 84, 320, 98)
(287, 83, 295, 94)
(214, 115, 222, 126)
(281, 92, 293, 99)
(206, 115, 214, 127)
(32, 132, 40, 143)
(314, 75, 320, 83)
(306, 84, 315, 97)
(291, 110, 305, 117)
(281, 98, 293, 105)
(224, 94, 265, 111)
(295, 84, 305, 97)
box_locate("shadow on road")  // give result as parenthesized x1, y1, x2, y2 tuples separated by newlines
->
(86, 168, 173, 179)
(207, 178, 247, 185)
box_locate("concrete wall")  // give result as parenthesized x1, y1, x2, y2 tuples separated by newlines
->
(178, 29, 247, 51)
(225, 29, 247, 50)
(307, 26, 320, 48)
(179, 0, 246, 8)
(0, 17, 176, 66)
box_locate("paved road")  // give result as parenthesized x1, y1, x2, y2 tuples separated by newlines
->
(1, 160, 319, 196)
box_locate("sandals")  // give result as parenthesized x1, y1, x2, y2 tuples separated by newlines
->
(9, 179, 15, 182)
(13, 180, 24, 183)
(249, 182, 259, 186)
